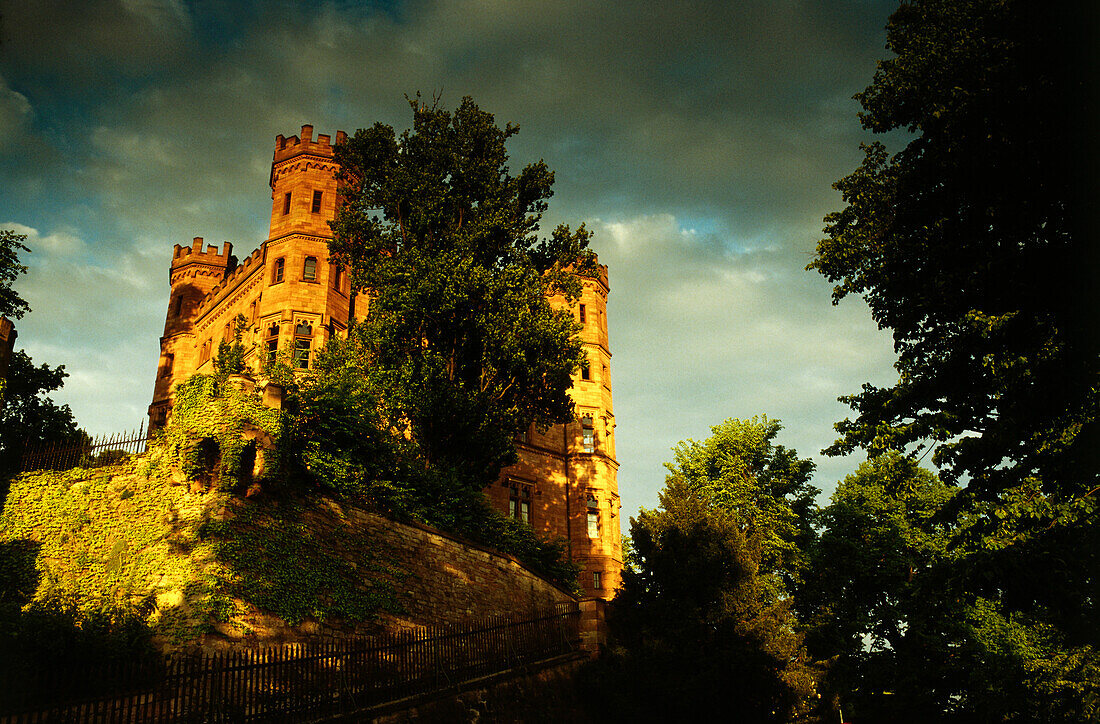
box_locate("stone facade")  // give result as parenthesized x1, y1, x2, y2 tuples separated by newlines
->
(149, 125, 622, 599)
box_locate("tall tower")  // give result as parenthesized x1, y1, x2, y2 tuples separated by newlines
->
(563, 264, 621, 598)
(149, 238, 234, 427)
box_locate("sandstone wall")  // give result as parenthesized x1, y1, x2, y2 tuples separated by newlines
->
(345, 508, 576, 627)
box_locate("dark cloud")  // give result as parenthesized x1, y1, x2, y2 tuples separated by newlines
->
(0, 0, 902, 512)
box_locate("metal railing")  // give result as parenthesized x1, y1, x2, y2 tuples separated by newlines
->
(1, 603, 582, 722)
(19, 423, 150, 472)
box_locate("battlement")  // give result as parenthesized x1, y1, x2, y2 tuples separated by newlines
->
(195, 246, 265, 315)
(171, 237, 234, 269)
(273, 125, 347, 165)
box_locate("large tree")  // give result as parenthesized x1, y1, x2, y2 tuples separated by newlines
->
(809, 0, 1097, 634)
(808, 1, 1099, 718)
(599, 476, 822, 723)
(665, 416, 817, 594)
(329, 96, 595, 490)
(0, 231, 80, 475)
(802, 453, 1099, 721)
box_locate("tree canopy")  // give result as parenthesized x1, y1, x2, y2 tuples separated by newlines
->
(0, 231, 80, 476)
(0, 230, 32, 321)
(665, 416, 817, 593)
(806, 1, 1099, 718)
(593, 417, 823, 722)
(329, 96, 596, 490)
(601, 476, 822, 722)
(809, 0, 1097, 509)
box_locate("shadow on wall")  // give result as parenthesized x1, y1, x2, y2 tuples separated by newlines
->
(0, 539, 161, 713)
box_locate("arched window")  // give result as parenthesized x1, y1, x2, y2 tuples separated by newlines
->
(266, 322, 280, 364)
(294, 321, 313, 369)
(586, 494, 599, 538)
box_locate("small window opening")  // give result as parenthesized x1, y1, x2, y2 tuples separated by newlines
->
(587, 494, 599, 538)
(294, 321, 313, 369)
(266, 323, 280, 364)
(311, 190, 323, 214)
(508, 485, 532, 525)
(161, 353, 174, 378)
(249, 300, 257, 323)
(579, 304, 586, 324)
(199, 341, 210, 364)
(223, 322, 231, 343)
(593, 571, 602, 590)
(283, 192, 291, 215)
(303, 256, 317, 281)
(173, 295, 184, 317)
(582, 415, 595, 453)
(272, 257, 285, 284)
(581, 359, 590, 381)
(332, 264, 343, 291)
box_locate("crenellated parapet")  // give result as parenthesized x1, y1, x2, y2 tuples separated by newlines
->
(273, 124, 346, 164)
(193, 246, 265, 319)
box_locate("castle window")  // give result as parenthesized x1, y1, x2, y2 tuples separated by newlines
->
(266, 323, 280, 364)
(249, 300, 257, 323)
(161, 353, 174, 378)
(582, 415, 595, 453)
(332, 264, 343, 291)
(199, 341, 210, 364)
(223, 322, 231, 343)
(586, 494, 599, 538)
(173, 294, 184, 317)
(581, 358, 590, 381)
(509, 486, 531, 525)
(283, 192, 291, 215)
(303, 256, 317, 281)
(579, 303, 586, 324)
(272, 257, 285, 284)
(294, 321, 313, 369)
(593, 571, 602, 590)
(603, 364, 609, 387)
(311, 190, 322, 214)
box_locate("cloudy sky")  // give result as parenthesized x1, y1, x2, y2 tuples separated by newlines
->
(1, 0, 904, 517)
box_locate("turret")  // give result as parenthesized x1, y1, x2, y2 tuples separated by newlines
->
(268, 125, 345, 241)
(164, 237, 235, 335)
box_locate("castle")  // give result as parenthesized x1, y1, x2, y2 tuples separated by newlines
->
(148, 125, 622, 599)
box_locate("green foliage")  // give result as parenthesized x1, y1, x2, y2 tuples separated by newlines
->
(330, 95, 596, 492)
(806, 1, 1098, 718)
(212, 314, 248, 377)
(155, 374, 285, 491)
(0, 350, 83, 474)
(596, 477, 822, 722)
(0, 461, 405, 648)
(0, 230, 31, 320)
(291, 324, 577, 590)
(197, 500, 402, 627)
(804, 453, 1100, 721)
(665, 416, 817, 594)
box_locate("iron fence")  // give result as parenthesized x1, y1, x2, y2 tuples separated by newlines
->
(1, 602, 582, 723)
(19, 423, 150, 473)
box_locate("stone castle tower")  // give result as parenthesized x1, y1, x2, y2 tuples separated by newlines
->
(149, 126, 621, 598)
